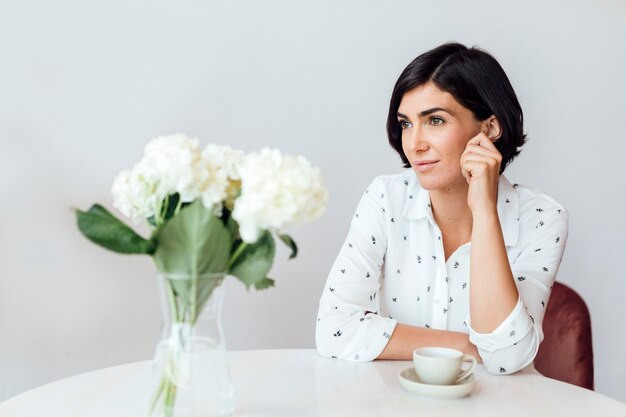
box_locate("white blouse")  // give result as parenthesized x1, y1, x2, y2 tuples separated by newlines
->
(315, 170, 569, 375)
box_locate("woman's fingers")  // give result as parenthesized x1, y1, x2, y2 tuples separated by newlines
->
(461, 155, 495, 182)
(467, 133, 484, 145)
(461, 133, 501, 184)
(463, 143, 502, 161)
(462, 151, 499, 168)
(478, 132, 498, 150)
(466, 132, 496, 147)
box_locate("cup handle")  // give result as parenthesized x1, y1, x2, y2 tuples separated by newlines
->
(456, 354, 477, 382)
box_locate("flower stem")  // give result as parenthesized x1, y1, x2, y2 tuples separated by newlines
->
(227, 241, 248, 269)
(159, 195, 170, 227)
(165, 375, 175, 417)
(173, 198, 183, 217)
(191, 273, 198, 325)
(151, 352, 177, 417)
(149, 375, 166, 414)
(165, 280, 179, 322)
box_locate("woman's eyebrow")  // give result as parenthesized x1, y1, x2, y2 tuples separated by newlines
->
(397, 107, 456, 119)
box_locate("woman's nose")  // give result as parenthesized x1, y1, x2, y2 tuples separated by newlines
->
(407, 126, 428, 152)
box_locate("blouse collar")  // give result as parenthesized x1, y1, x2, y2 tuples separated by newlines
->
(401, 173, 520, 247)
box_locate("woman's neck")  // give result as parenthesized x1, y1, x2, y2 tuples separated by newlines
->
(429, 181, 474, 233)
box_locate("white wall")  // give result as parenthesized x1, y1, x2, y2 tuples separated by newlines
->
(1, 0, 625, 403)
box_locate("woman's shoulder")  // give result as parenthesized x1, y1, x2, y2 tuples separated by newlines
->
(367, 170, 418, 194)
(362, 171, 422, 216)
(504, 176, 569, 218)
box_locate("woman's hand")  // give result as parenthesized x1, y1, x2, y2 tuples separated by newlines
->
(460, 132, 502, 214)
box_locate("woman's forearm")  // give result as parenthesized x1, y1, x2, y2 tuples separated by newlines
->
(469, 208, 519, 333)
(375, 323, 482, 362)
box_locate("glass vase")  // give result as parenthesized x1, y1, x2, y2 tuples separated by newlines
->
(149, 272, 235, 417)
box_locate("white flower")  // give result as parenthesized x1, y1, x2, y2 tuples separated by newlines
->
(201, 144, 244, 214)
(232, 148, 329, 243)
(111, 133, 206, 222)
(111, 134, 247, 222)
(140, 134, 206, 203)
(111, 165, 161, 223)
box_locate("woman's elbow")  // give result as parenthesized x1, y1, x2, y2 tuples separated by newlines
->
(315, 333, 337, 359)
(482, 356, 528, 375)
(315, 318, 345, 359)
(479, 332, 540, 376)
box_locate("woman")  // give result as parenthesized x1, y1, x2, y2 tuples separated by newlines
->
(315, 42, 569, 375)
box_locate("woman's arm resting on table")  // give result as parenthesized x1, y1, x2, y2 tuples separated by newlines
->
(375, 322, 482, 362)
(316, 177, 396, 362)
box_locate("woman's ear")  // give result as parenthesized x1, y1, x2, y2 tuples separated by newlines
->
(481, 115, 502, 142)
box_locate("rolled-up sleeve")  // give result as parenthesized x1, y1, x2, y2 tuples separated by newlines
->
(315, 177, 398, 362)
(466, 206, 569, 375)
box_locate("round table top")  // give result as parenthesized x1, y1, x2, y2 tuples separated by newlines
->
(1, 349, 624, 417)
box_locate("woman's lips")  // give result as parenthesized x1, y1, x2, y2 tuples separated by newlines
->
(415, 161, 438, 172)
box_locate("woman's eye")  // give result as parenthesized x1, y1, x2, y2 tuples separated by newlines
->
(399, 120, 411, 129)
(429, 116, 444, 126)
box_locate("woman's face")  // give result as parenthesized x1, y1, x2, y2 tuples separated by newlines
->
(398, 81, 484, 191)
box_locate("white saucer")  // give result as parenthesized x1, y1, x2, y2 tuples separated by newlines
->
(398, 367, 477, 399)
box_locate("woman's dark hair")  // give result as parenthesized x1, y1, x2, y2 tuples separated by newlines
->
(386, 42, 527, 174)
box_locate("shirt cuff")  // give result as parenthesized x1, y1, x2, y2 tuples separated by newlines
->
(338, 314, 398, 362)
(466, 296, 533, 352)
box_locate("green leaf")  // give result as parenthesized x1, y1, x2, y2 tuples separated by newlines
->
(166, 273, 225, 323)
(278, 233, 298, 259)
(229, 232, 275, 290)
(75, 204, 155, 255)
(154, 200, 231, 275)
(254, 277, 275, 290)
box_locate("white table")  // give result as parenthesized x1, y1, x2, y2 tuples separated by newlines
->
(1, 349, 625, 417)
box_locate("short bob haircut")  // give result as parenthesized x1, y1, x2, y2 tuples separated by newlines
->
(386, 42, 527, 175)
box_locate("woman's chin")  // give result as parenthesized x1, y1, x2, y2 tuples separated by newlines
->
(417, 180, 439, 191)
(414, 171, 464, 191)
(414, 174, 440, 190)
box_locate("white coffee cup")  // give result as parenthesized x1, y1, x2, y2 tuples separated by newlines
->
(413, 347, 477, 385)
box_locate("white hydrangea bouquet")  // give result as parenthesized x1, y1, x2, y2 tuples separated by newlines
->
(74, 133, 328, 417)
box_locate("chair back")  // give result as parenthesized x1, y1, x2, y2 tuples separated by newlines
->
(535, 281, 594, 390)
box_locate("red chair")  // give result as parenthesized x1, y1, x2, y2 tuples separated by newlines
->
(534, 281, 594, 390)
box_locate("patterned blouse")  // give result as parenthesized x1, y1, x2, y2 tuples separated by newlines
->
(315, 170, 569, 375)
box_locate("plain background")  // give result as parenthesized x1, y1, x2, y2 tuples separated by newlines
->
(1, 0, 625, 404)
